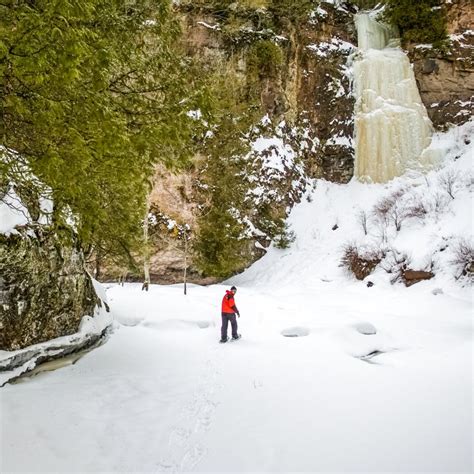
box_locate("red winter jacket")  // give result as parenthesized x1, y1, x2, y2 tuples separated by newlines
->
(222, 290, 239, 315)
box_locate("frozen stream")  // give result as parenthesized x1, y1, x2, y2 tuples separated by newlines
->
(1, 280, 471, 473)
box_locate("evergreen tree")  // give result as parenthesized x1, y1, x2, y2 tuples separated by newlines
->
(193, 68, 259, 278)
(0, 0, 209, 263)
(269, 0, 315, 25)
(194, 114, 252, 279)
(382, 0, 447, 47)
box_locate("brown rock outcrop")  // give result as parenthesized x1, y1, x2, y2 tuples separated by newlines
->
(410, 0, 474, 130)
(403, 269, 434, 287)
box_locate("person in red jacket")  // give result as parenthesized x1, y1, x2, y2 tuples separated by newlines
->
(220, 286, 240, 343)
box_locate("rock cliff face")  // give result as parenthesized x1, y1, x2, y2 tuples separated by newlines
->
(120, 1, 358, 284)
(146, 166, 201, 283)
(0, 184, 112, 381)
(410, 0, 474, 130)
(0, 229, 101, 350)
(102, 0, 473, 285)
(179, 3, 357, 182)
(294, 7, 357, 182)
(0, 171, 107, 353)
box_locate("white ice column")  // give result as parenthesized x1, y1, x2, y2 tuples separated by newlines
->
(353, 13, 435, 183)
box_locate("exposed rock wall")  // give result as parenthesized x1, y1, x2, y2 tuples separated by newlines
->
(0, 228, 102, 351)
(295, 7, 357, 183)
(410, 0, 474, 130)
(146, 166, 202, 283)
(179, 4, 357, 182)
(121, 2, 357, 284)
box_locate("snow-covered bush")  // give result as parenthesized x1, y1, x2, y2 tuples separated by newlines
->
(403, 197, 429, 221)
(451, 239, 474, 282)
(429, 190, 450, 217)
(380, 248, 410, 281)
(371, 187, 427, 233)
(341, 242, 384, 280)
(357, 209, 369, 235)
(437, 168, 461, 200)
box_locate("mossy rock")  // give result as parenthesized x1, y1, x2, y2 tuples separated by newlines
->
(0, 229, 100, 350)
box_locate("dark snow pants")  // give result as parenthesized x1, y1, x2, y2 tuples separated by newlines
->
(221, 312, 238, 340)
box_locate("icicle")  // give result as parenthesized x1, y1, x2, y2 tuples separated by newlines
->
(353, 13, 436, 183)
(355, 12, 398, 51)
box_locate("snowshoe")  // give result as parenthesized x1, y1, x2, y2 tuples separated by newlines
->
(231, 334, 241, 341)
(219, 338, 228, 343)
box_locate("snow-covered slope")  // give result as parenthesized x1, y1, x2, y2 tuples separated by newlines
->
(1, 123, 472, 473)
(233, 119, 473, 290)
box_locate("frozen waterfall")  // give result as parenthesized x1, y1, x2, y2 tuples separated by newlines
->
(354, 12, 435, 183)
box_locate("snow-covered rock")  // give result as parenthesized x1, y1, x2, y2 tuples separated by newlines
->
(0, 153, 112, 381)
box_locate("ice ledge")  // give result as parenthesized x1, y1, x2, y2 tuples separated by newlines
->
(0, 284, 113, 387)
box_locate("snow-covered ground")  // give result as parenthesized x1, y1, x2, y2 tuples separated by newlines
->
(1, 280, 471, 472)
(1, 122, 472, 473)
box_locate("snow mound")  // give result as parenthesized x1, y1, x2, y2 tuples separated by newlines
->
(0, 298, 112, 387)
(353, 321, 377, 335)
(0, 186, 30, 235)
(281, 326, 310, 337)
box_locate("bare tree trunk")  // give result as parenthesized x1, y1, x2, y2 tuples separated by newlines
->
(183, 230, 188, 296)
(142, 194, 151, 292)
(94, 250, 101, 281)
(119, 271, 127, 286)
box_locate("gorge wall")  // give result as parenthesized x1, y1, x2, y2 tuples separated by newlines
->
(101, 1, 358, 284)
(101, 0, 473, 285)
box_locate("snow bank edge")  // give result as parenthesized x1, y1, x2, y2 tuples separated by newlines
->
(0, 279, 113, 387)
